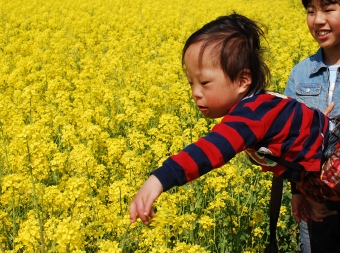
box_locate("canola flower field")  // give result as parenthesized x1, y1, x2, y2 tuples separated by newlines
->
(0, 0, 319, 252)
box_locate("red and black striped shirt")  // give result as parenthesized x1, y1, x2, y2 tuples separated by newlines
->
(153, 92, 329, 192)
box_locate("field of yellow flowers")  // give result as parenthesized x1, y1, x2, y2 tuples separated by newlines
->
(0, 0, 319, 252)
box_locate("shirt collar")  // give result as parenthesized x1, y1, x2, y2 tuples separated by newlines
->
(311, 48, 328, 74)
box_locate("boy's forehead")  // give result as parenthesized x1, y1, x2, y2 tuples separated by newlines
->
(307, 0, 339, 7)
(185, 42, 219, 63)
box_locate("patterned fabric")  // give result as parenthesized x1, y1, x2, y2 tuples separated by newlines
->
(152, 91, 329, 192)
(296, 132, 340, 203)
(321, 142, 340, 189)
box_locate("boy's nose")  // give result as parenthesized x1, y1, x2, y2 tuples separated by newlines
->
(314, 11, 326, 25)
(191, 85, 203, 99)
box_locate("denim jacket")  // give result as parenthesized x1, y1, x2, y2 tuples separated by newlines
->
(284, 48, 340, 117)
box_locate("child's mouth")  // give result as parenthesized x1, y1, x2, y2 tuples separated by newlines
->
(198, 106, 208, 112)
(316, 30, 330, 37)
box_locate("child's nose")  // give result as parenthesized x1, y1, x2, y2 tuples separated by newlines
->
(314, 11, 326, 24)
(191, 84, 203, 99)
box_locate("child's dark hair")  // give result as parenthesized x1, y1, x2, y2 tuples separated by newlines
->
(182, 13, 270, 96)
(302, 0, 339, 8)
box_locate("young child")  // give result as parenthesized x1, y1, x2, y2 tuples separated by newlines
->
(129, 13, 338, 246)
(284, 0, 340, 252)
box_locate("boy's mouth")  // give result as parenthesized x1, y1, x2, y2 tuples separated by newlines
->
(198, 106, 208, 112)
(316, 30, 330, 36)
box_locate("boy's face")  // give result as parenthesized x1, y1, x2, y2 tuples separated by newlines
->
(184, 42, 250, 119)
(306, 2, 340, 52)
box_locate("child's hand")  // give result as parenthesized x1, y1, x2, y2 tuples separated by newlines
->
(291, 194, 311, 223)
(129, 175, 163, 225)
(305, 197, 338, 222)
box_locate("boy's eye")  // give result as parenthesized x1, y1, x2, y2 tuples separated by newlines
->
(201, 81, 208, 85)
(306, 7, 314, 14)
(325, 4, 337, 11)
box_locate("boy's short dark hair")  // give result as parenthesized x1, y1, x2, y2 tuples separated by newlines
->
(182, 14, 270, 97)
(302, 0, 339, 9)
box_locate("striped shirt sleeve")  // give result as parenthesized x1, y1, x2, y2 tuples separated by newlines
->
(152, 93, 328, 191)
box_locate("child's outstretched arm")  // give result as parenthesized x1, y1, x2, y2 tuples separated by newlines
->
(129, 175, 163, 225)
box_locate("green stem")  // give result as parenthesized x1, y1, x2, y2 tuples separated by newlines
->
(11, 188, 16, 250)
(0, 241, 5, 253)
(119, 186, 123, 218)
(0, 124, 10, 173)
(120, 222, 132, 252)
(85, 164, 97, 221)
(190, 181, 195, 244)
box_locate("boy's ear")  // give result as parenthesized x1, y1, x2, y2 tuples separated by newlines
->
(238, 69, 252, 92)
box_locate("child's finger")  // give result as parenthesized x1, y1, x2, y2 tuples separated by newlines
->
(129, 202, 137, 222)
(300, 207, 310, 222)
(141, 198, 157, 224)
(129, 198, 149, 223)
(135, 200, 151, 224)
(132, 196, 155, 224)
(129, 175, 163, 224)
(311, 216, 323, 222)
(149, 208, 156, 219)
(323, 210, 338, 219)
(310, 207, 338, 222)
(323, 102, 334, 116)
(292, 210, 301, 223)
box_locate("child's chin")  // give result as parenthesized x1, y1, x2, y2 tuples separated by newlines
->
(202, 113, 219, 119)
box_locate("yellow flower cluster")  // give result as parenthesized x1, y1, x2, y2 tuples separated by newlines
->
(0, 0, 311, 251)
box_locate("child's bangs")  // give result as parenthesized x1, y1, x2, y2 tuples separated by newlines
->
(303, 0, 339, 8)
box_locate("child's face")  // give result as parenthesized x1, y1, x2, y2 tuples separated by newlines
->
(184, 42, 250, 118)
(306, 2, 340, 51)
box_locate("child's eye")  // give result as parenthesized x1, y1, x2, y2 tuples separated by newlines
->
(306, 8, 314, 14)
(325, 4, 337, 12)
(201, 81, 208, 85)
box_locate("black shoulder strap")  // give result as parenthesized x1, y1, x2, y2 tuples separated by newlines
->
(262, 153, 304, 171)
(262, 153, 302, 253)
(265, 176, 283, 253)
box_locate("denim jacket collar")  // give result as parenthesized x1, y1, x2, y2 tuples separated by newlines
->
(311, 48, 328, 74)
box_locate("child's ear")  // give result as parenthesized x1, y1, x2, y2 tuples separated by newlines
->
(238, 69, 252, 92)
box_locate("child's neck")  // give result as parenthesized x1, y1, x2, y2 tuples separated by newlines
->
(323, 47, 340, 65)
